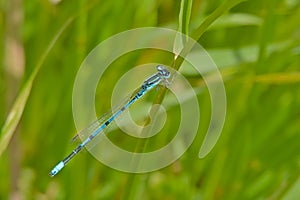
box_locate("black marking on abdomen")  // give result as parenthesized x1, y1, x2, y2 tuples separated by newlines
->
(63, 145, 83, 164)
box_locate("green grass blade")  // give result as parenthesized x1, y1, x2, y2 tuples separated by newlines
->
(172, 0, 248, 158)
(179, 0, 193, 37)
(0, 18, 73, 157)
(174, 0, 193, 59)
(173, 0, 248, 70)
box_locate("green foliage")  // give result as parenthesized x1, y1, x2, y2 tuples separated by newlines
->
(1, 0, 300, 199)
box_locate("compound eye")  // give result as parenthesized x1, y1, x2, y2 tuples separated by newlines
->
(156, 65, 163, 71)
(163, 70, 170, 78)
(156, 65, 170, 78)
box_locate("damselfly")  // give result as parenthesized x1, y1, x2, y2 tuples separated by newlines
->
(49, 65, 171, 177)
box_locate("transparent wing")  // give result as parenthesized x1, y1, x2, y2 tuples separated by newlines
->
(71, 86, 142, 144)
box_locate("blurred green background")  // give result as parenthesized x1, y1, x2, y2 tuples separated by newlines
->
(1, 0, 300, 199)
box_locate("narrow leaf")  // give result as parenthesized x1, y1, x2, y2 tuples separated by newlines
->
(174, 0, 193, 58)
(179, 0, 193, 37)
(0, 18, 73, 157)
(174, 0, 249, 158)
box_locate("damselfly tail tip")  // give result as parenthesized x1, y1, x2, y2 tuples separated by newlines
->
(49, 171, 55, 177)
(49, 161, 64, 177)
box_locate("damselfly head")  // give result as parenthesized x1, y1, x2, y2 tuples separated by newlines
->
(156, 65, 171, 78)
